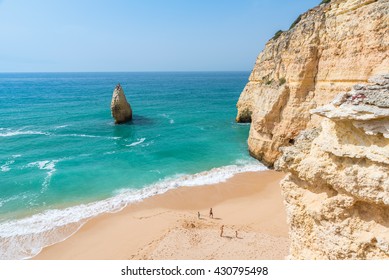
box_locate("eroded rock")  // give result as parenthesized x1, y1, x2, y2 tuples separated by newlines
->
(236, 0, 389, 166)
(111, 84, 132, 124)
(276, 76, 389, 259)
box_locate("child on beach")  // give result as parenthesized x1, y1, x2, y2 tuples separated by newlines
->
(209, 208, 213, 218)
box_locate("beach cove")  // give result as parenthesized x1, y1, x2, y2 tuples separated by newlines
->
(1, 0, 387, 263)
(34, 170, 289, 260)
(0, 72, 288, 259)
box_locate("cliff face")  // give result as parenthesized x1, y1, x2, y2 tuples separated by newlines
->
(237, 0, 389, 259)
(236, 0, 389, 166)
(276, 76, 389, 259)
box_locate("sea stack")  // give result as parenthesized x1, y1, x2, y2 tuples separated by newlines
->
(111, 83, 132, 124)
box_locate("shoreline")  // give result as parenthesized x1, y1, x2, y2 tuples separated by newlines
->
(1, 162, 268, 260)
(33, 170, 289, 260)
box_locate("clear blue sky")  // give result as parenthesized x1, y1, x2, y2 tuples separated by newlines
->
(0, 0, 321, 72)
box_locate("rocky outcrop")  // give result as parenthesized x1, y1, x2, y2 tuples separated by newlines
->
(111, 84, 132, 124)
(236, 0, 389, 166)
(237, 0, 389, 260)
(275, 75, 389, 259)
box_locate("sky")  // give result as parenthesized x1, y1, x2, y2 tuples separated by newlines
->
(0, 0, 321, 72)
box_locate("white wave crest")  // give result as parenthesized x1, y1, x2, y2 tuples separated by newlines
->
(27, 160, 58, 193)
(0, 161, 266, 260)
(54, 125, 69, 129)
(169, 164, 267, 187)
(0, 128, 119, 140)
(1, 155, 22, 172)
(126, 138, 146, 147)
(0, 163, 12, 172)
(0, 130, 50, 137)
(61, 133, 120, 140)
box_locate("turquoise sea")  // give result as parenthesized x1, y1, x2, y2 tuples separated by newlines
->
(0, 72, 265, 259)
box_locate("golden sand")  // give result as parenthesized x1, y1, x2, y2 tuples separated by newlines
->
(34, 170, 289, 260)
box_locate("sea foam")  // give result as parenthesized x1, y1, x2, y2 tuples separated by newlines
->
(0, 161, 266, 260)
(126, 138, 146, 147)
(60, 133, 120, 140)
(0, 155, 22, 172)
(0, 163, 11, 172)
(27, 160, 58, 193)
(0, 128, 120, 140)
(0, 129, 50, 137)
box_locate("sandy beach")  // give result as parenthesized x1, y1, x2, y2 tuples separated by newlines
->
(34, 170, 289, 260)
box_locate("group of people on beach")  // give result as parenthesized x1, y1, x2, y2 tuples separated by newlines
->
(197, 207, 213, 219)
(197, 208, 239, 238)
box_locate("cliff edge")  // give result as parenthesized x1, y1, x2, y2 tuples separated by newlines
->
(236, 0, 388, 166)
(276, 75, 389, 259)
(237, 0, 389, 259)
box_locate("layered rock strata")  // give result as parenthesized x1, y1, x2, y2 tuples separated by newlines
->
(111, 84, 132, 124)
(276, 76, 389, 259)
(236, 0, 389, 166)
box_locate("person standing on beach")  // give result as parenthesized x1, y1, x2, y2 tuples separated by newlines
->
(220, 225, 224, 237)
(198, 212, 200, 219)
(209, 208, 213, 218)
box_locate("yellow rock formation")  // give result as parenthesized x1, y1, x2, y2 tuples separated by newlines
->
(236, 0, 389, 166)
(236, 0, 389, 259)
(276, 76, 389, 259)
(111, 84, 132, 124)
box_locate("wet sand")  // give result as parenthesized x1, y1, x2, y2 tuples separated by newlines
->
(34, 170, 289, 260)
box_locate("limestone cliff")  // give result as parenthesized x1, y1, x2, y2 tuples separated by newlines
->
(276, 75, 389, 259)
(236, 0, 389, 166)
(111, 84, 132, 124)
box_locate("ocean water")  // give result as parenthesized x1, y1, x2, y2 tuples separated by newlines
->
(0, 72, 266, 259)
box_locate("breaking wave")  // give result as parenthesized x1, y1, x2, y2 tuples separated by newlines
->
(0, 155, 22, 172)
(0, 161, 266, 260)
(0, 129, 50, 137)
(0, 128, 119, 140)
(27, 160, 58, 193)
(60, 134, 120, 140)
(126, 138, 146, 147)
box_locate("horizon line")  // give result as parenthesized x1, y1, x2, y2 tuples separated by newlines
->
(0, 70, 252, 74)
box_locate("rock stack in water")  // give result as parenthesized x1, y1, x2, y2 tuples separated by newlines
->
(111, 83, 132, 124)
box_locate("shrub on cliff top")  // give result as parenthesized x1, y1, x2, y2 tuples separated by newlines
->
(289, 15, 302, 30)
(272, 30, 284, 40)
(321, 0, 331, 4)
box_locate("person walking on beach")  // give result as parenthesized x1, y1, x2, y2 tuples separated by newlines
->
(235, 230, 238, 238)
(209, 208, 213, 219)
(198, 212, 200, 219)
(220, 225, 224, 237)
